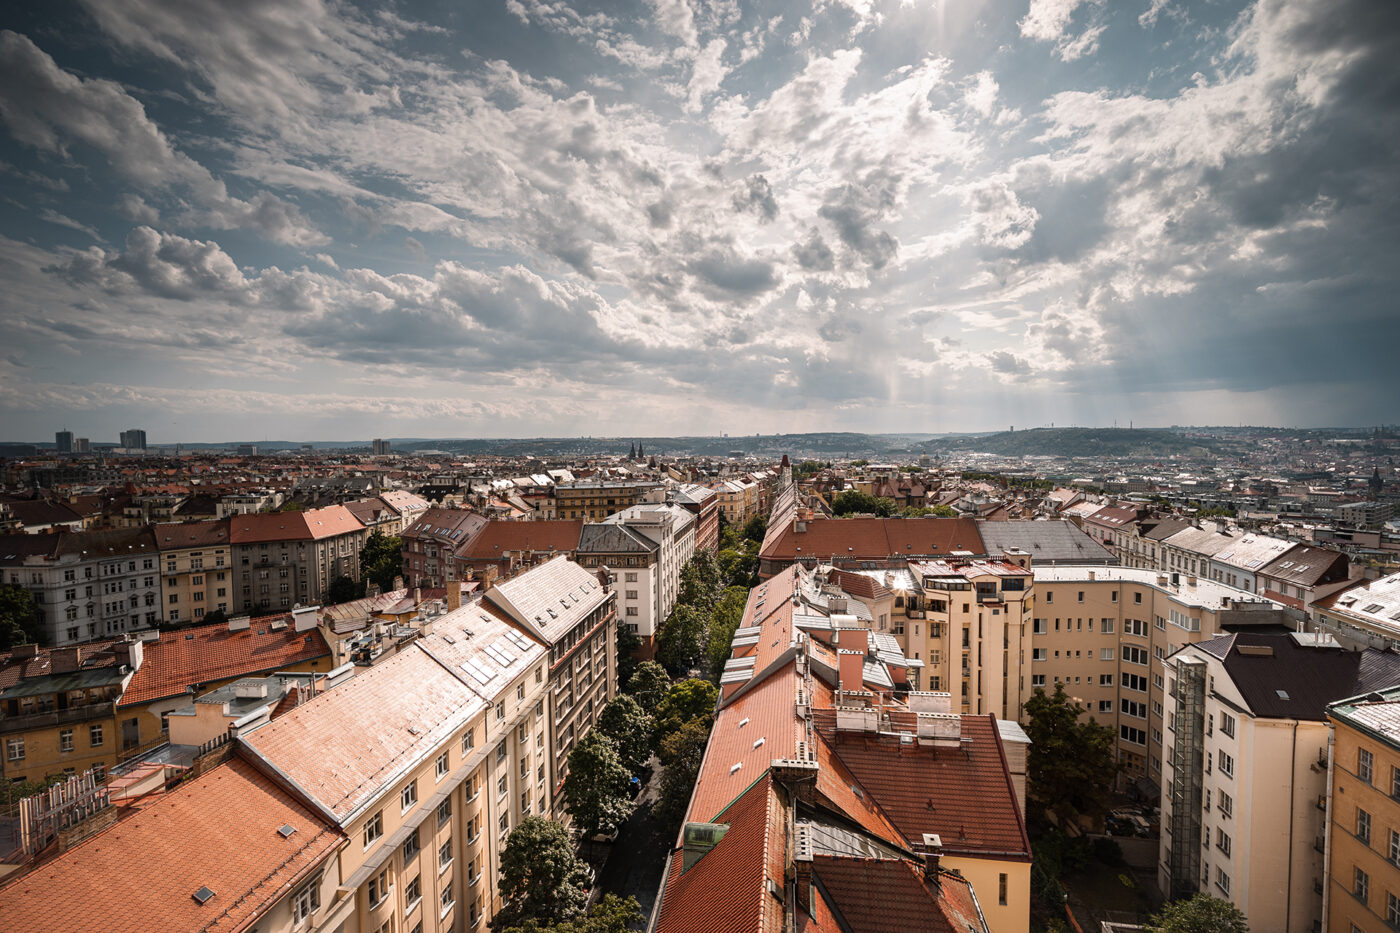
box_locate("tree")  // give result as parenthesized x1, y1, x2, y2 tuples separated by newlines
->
(625, 661, 671, 711)
(359, 530, 404, 593)
(928, 504, 957, 517)
(492, 816, 593, 930)
(200, 608, 228, 626)
(705, 586, 750, 682)
(830, 490, 894, 516)
(655, 603, 712, 676)
(716, 542, 758, 589)
(596, 694, 654, 775)
(655, 717, 712, 829)
(677, 550, 722, 608)
(0, 584, 43, 650)
(500, 894, 645, 933)
(563, 731, 633, 840)
(740, 513, 767, 544)
(1145, 894, 1249, 933)
(653, 678, 718, 750)
(1023, 684, 1120, 825)
(326, 574, 362, 605)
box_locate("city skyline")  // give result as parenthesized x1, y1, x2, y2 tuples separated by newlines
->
(1, 0, 1397, 443)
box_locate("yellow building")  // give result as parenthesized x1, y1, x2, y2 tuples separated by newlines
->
(153, 520, 233, 625)
(0, 641, 138, 785)
(1326, 686, 1400, 933)
(551, 480, 664, 521)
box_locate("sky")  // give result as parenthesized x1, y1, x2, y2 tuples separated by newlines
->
(0, 0, 1397, 445)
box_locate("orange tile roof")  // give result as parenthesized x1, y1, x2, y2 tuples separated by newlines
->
(240, 646, 485, 820)
(227, 505, 363, 544)
(656, 774, 786, 933)
(761, 517, 985, 564)
(0, 757, 343, 933)
(811, 711, 1030, 860)
(119, 619, 331, 707)
(154, 520, 230, 549)
(462, 520, 583, 558)
(688, 665, 802, 824)
(811, 856, 985, 933)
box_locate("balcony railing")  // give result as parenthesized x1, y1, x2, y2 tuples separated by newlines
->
(0, 702, 115, 735)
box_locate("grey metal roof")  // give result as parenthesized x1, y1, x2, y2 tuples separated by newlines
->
(975, 520, 1116, 565)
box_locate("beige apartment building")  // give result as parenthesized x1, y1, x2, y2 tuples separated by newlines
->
(240, 598, 553, 933)
(1326, 685, 1400, 933)
(153, 520, 233, 625)
(229, 506, 368, 614)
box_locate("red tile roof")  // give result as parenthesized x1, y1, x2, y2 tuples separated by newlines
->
(0, 757, 343, 933)
(688, 665, 801, 824)
(656, 774, 786, 933)
(227, 505, 363, 544)
(811, 856, 985, 933)
(462, 519, 583, 558)
(119, 619, 332, 707)
(761, 517, 984, 564)
(811, 710, 1030, 860)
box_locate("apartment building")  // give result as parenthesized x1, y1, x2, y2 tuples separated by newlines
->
(0, 640, 141, 785)
(346, 490, 431, 536)
(1159, 632, 1400, 933)
(671, 483, 719, 552)
(1032, 567, 1295, 787)
(549, 480, 665, 521)
(401, 507, 488, 588)
(1325, 686, 1400, 933)
(153, 520, 232, 625)
(457, 520, 584, 581)
(0, 756, 345, 933)
(240, 628, 544, 933)
(575, 504, 695, 657)
(1313, 571, 1400, 651)
(229, 505, 368, 613)
(483, 555, 617, 817)
(0, 527, 162, 646)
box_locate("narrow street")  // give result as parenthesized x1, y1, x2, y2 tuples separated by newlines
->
(592, 757, 673, 927)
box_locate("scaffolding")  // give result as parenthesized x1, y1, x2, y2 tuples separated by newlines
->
(1167, 655, 1207, 899)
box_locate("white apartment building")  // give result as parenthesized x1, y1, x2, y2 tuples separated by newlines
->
(1159, 632, 1400, 933)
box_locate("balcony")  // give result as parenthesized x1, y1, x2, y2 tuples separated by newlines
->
(0, 702, 115, 734)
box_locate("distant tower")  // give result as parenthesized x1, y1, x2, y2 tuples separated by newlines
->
(1371, 466, 1384, 499)
(372, 438, 390, 455)
(119, 428, 147, 450)
(780, 453, 792, 487)
(637, 443, 645, 459)
(55, 430, 73, 453)
(629, 442, 636, 460)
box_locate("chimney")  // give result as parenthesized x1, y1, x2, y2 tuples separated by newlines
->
(112, 637, 143, 672)
(446, 583, 462, 612)
(392, 575, 404, 591)
(12, 643, 38, 659)
(412, 587, 421, 608)
(51, 646, 82, 674)
(838, 649, 865, 692)
(596, 565, 613, 592)
(921, 833, 944, 882)
(366, 582, 382, 598)
(793, 823, 814, 914)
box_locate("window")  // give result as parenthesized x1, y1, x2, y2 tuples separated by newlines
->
(1032, 648, 1046, 662)
(1031, 674, 1045, 687)
(405, 874, 421, 910)
(437, 798, 452, 827)
(1101, 618, 1115, 634)
(998, 872, 1008, 906)
(439, 837, 453, 872)
(364, 811, 383, 848)
(1032, 618, 1046, 635)
(1098, 700, 1113, 713)
(1215, 827, 1231, 857)
(369, 868, 391, 907)
(6, 738, 23, 762)
(1220, 712, 1235, 739)
(498, 774, 508, 798)
(1218, 791, 1233, 818)
(1360, 747, 1375, 784)
(1101, 648, 1115, 661)
(403, 828, 421, 862)
(292, 876, 321, 923)
(1359, 807, 1372, 844)
(60, 729, 74, 753)
(462, 729, 474, 754)
(440, 881, 455, 918)
(1390, 829, 1400, 867)
(1218, 750, 1234, 778)
(436, 751, 450, 779)
(1392, 766, 1400, 800)
(1388, 892, 1400, 928)
(495, 701, 504, 721)
(1215, 866, 1231, 896)
(402, 780, 418, 810)
(1100, 674, 1114, 686)
(1355, 866, 1369, 904)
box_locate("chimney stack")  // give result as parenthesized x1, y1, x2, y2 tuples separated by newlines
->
(51, 646, 82, 674)
(446, 582, 462, 612)
(921, 833, 944, 883)
(793, 823, 814, 913)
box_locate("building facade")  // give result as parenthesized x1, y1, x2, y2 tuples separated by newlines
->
(153, 520, 233, 625)
(229, 506, 368, 614)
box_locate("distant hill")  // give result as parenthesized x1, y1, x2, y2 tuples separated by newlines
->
(935, 428, 1222, 458)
